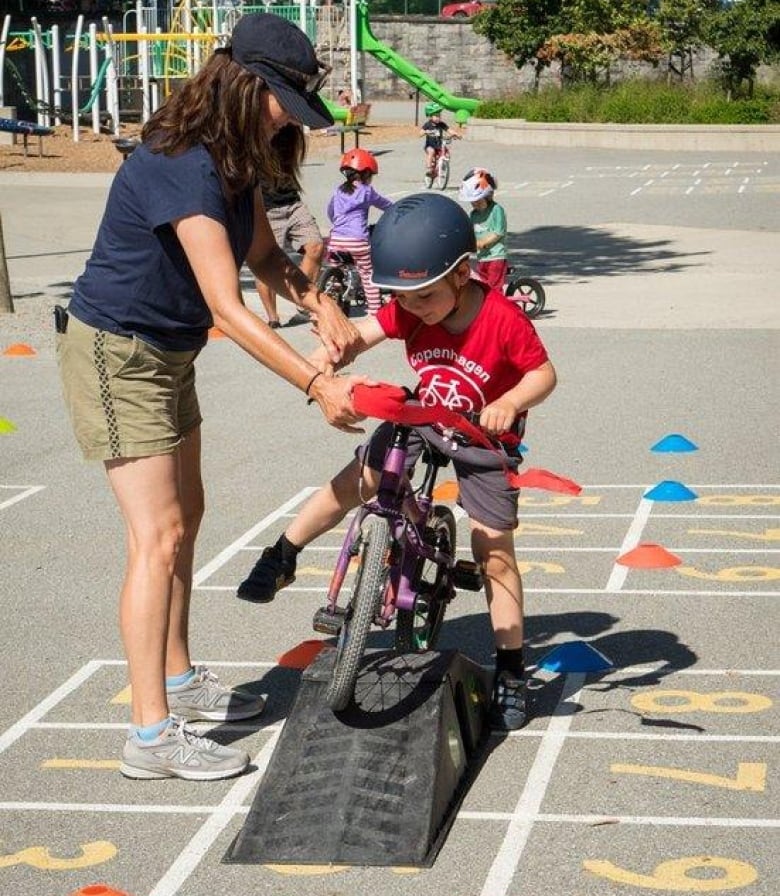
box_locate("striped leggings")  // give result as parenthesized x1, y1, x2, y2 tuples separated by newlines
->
(326, 234, 381, 315)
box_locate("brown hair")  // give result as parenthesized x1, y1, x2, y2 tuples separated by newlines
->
(141, 52, 305, 200)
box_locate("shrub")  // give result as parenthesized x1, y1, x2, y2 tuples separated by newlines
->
(476, 80, 780, 123)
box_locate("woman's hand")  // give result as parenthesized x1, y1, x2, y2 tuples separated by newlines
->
(308, 373, 368, 433)
(306, 292, 362, 366)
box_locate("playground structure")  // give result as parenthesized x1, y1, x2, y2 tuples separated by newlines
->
(0, 1, 478, 144)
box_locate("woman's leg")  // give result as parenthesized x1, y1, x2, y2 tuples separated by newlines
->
(165, 426, 204, 679)
(106, 446, 194, 727)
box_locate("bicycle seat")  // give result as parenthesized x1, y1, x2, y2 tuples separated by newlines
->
(329, 250, 355, 265)
(421, 442, 452, 469)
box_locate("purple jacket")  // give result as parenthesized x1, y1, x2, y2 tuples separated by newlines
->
(327, 183, 393, 240)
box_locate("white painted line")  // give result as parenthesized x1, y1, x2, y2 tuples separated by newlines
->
(479, 674, 584, 896)
(463, 812, 780, 827)
(605, 497, 653, 592)
(500, 731, 780, 743)
(630, 186, 643, 196)
(149, 729, 282, 896)
(0, 485, 45, 511)
(0, 661, 103, 755)
(0, 801, 243, 814)
(194, 488, 317, 586)
(32, 721, 284, 733)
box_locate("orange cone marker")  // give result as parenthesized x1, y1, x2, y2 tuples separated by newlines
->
(207, 327, 226, 339)
(3, 342, 36, 356)
(67, 885, 133, 896)
(616, 543, 682, 568)
(277, 639, 328, 670)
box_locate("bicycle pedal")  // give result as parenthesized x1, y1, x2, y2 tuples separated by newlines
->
(312, 606, 346, 636)
(452, 559, 483, 591)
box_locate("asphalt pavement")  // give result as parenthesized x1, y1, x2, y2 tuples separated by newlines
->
(0, 120, 778, 896)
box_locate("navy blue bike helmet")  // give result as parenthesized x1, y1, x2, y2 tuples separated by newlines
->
(370, 193, 476, 291)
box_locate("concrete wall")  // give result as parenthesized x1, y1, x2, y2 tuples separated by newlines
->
(320, 15, 776, 103)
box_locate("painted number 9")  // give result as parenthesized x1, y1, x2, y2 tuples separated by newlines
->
(584, 855, 757, 890)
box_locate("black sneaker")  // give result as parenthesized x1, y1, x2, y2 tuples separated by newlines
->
(237, 546, 296, 604)
(489, 671, 528, 731)
(286, 310, 311, 327)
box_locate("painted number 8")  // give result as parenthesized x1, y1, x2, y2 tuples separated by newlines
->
(632, 690, 772, 714)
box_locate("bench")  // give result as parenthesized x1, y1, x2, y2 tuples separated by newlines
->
(0, 117, 54, 157)
(329, 102, 372, 152)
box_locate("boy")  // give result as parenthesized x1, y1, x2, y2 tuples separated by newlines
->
(420, 102, 460, 179)
(238, 194, 557, 730)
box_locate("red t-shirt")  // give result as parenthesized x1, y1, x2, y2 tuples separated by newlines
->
(376, 286, 549, 427)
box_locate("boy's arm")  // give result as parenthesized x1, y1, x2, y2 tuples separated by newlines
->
(308, 315, 388, 374)
(480, 360, 557, 434)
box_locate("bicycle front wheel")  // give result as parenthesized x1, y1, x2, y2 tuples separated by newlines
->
(395, 506, 456, 652)
(325, 516, 391, 711)
(434, 156, 450, 191)
(506, 276, 546, 319)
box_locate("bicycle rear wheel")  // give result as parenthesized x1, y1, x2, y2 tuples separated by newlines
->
(316, 265, 349, 314)
(434, 156, 450, 191)
(325, 516, 391, 711)
(395, 506, 456, 652)
(506, 276, 546, 319)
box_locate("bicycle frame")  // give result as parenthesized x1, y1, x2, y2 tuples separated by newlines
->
(323, 425, 453, 624)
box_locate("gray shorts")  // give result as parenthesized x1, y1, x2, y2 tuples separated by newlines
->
(359, 422, 520, 532)
(57, 315, 201, 461)
(266, 200, 322, 253)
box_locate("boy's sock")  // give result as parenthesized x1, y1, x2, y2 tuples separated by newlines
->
(278, 533, 302, 566)
(495, 647, 525, 680)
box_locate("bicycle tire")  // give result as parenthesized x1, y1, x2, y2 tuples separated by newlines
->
(435, 156, 450, 191)
(316, 265, 349, 314)
(506, 276, 546, 319)
(395, 506, 456, 652)
(325, 516, 390, 711)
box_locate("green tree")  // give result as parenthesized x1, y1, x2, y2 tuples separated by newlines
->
(657, 0, 721, 81)
(474, 0, 564, 88)
(705, 0, 780, 98)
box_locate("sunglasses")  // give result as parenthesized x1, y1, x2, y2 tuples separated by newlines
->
(252, 56, 331, 94)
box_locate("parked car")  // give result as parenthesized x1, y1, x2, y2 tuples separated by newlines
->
(440, 0, 495, 18)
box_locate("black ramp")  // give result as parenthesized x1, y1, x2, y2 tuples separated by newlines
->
(226, 648, 492, 867)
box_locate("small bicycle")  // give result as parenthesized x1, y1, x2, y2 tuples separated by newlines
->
(312, 402, 488, 712)
(504, 265, 546, 320)
(424, 136, 453, 191)
(316, 241, 366, 317)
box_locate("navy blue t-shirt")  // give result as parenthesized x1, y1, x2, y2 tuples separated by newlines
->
(69, 143, 255, 351)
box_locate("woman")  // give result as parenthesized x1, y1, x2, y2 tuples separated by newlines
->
(56, 13, 366, 781)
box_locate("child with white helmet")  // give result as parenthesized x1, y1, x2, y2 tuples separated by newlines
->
(459, 167, 508, 291)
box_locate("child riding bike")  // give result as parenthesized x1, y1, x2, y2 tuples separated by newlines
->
(237, 193, 558, 731)
(324, 148, 393, 316)
(421, 102, 461, 181)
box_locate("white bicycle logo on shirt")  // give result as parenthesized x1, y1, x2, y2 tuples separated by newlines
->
(419, 373, 476, 413)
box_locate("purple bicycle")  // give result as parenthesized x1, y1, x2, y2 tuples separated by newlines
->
(312, 416, 486, 712)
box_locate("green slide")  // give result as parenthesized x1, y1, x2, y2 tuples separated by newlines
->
(356, 1, 479, 117)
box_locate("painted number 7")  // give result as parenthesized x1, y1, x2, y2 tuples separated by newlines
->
(610, 761, 766, 791)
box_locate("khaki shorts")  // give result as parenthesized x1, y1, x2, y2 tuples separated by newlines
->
(266, 200, 322, 253)
(57, 314, 201, 461)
